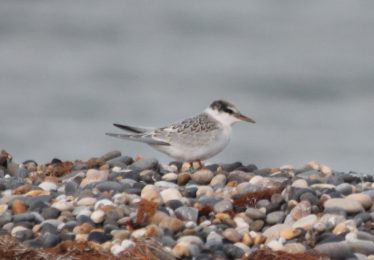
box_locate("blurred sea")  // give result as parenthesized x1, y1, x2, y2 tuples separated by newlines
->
(1, 0, 373, 173)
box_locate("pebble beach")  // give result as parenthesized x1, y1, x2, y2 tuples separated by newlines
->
(1, 149, 374, 259)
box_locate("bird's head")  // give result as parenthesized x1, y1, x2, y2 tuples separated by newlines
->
(206, 100, 256, 126)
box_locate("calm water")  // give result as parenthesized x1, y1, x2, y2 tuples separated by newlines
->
(1, 0, 374, 173)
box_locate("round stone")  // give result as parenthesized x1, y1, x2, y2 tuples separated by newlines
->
(175, 206, 199, 222)
(266, 211, 286, 224)
(280, 227, 303, 240)
(11, 200, 28, 214)
(160, 188, 183, 203)
(38, 181, 58, 192)
(162, 173, 178, 182)
(291, 179, 308, 188)
(324, 198, 364, 214)
(77, 197, 97, 207)
(52, 201, 74, 211)
(210, 174, 226, 186)
(223, 228, 241, 242)
(141, 185, 162, 204)
(177, 172, 191, 186)
(290, 200, 312, 220)
(245, 208, 266, 220)
(42, 207, 60, 219)
(80, 169, 109, 188)
(0, 204, 8, 215)
(345, 193, 372, 209)
(87, 231, 112, 243)
(263, 224, 290, 243)
(213, 199, 233, 213)
(191, 169, 214, 185)
(91, 210, 105, 224)
(292, 214, 318, 230)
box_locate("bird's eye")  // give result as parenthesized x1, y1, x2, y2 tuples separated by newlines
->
(223, 107, 234, 114)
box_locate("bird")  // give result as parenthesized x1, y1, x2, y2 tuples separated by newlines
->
(106, 100, 255, 166)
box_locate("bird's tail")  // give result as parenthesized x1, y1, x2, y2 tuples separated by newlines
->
(113, 123, 153, 134)
(105, 132, 170, 146)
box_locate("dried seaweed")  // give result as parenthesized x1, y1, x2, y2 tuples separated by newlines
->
(135, 199, 159, 225)
(0, 234, 55, 260)
(233, 187, 282, 212)
(246, 249, 327, 260)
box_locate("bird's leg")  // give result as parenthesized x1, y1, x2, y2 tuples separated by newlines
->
(188, 162, 195, 173)
(197, 160, 203, 169)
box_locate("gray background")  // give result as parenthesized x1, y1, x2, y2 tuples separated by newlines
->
(1, 0, 373, 173)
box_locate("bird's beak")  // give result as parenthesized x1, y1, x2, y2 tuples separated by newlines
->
(235, 113, 256, 123)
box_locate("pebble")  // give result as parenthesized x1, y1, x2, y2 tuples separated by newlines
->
(42, 207, 60, 219)
(324, 198, 364, 213)
(213, 199, 233, 213)
(87, 231, 112, 243)
(38, 181, 58, 192)
(345, 193, 373, 209)
(292, 214, 318, 230)
(159, 216, 185, 232)
(191, 169, 214, 185)
(162, 172, 178, 182)
(77, 197, 97, 207)
(0, 204, 8, 215)
(291, 179, 308, 188)
(223, 228, 241, 242)
(90, 210, 105, 223)
(128, 158, 158, 171)
(210, 174, 227, 186)
(263, 224, 290, 242)
(266, 211, 286, 224)
(315, 241, 353, 259)
(290, 200, 311, 220)
(222, 244, 244, 258)
(140, 184, 162, 204)
(245, 207, 266, 220)
(80, 169, 109, 188)
(160, 188, 183, 203)
(11, 199, 28, 214)
(175, 206, 198, 222)
(280, 227, 302, 240)
(52, 200, 74, 211)
(177, 172, 191, 186)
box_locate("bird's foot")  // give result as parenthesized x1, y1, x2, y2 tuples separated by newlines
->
(187, 160, 204, 173)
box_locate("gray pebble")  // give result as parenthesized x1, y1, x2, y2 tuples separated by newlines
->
(41, 232, 61, 247)
(0, 176, 26, 189)
(175, 206, 199, 222)
(15, 229, 34, 241)
(107, 155, 133, 168)
(65, 181, 79, 195)
(0, 211, 12, 226)
(128, 158, 158, 171)
(266, 211, 286, 224)
(100, 150, 122, 161)
(42, 207, 60, 219)
(95, 181, 123, 192)
(88, 231, 112, 243)
(214, 199, 233, 213)
(13, 213, 37, 223)
(245, 208, 265, 220)
(223, 244, 244, 259)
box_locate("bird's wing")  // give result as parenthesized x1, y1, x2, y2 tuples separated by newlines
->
(113, 123, 154, 134)
(105, 132, 171, 146)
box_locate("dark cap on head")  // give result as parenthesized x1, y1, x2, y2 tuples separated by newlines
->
(210, 100, 236, 114)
